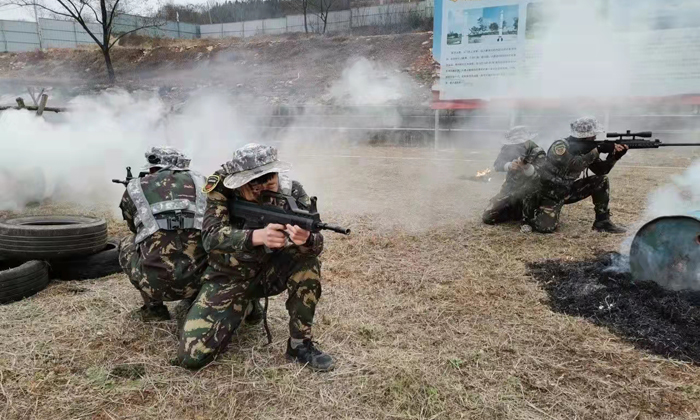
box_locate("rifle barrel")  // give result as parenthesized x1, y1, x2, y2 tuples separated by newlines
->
(318, 223, 351, 235)
(658, 143, 700, 147)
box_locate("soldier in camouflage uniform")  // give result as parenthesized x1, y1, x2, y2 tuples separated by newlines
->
(482, 126, 546, 228)
(530, 117, 628, 233)
(119, 147, 218, 323)
(176, 143, 334, 371)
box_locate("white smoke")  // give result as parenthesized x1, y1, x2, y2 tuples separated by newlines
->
(0, 90, 254, 212)
(328, 58, 409, 106)
(622, 160, 700, 247)
(645, 161, 700, 220)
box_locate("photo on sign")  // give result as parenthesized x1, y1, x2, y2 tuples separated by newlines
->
(446, 9, 469, 45)
(465, 5, 519, 44)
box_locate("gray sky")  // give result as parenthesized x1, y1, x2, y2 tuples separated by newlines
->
(0, 0, 211, 21)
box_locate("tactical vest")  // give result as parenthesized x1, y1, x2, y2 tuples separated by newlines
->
(127, 170, 206, 244)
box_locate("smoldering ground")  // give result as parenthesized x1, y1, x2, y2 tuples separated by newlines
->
(528, 253, 700, 364)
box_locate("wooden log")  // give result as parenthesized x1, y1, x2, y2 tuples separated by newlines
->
(36, 94, 49, 116)
(0, 105, 66, 113)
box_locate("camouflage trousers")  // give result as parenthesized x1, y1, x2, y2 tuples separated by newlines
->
(118, 234, 205, 304)
(531, 175, 610, 233)
(176, 247, 322, 369)
(482, 183, 539, 225)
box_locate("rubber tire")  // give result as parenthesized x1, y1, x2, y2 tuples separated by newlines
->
(0, 216, 107, 260)
(48, 238, 122, 281)
(0, 260, 50, 304)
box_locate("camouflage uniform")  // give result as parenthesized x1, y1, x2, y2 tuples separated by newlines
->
(118, 147, 208, 312)
(177, 144, 327, 370)
(530, 117, 626, 233)
(482, 126, 546, 225)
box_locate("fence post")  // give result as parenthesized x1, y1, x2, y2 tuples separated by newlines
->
(434, 109, 440, 149)
(285, 16, 288, 34)
(0, 21, 7, 53)
(262, 19, 265, 36)
(36, 19, 43, 50)
(73, 21, 78, 48)
(220, 23, 224, 39)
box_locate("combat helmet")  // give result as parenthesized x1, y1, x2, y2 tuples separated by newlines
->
(142, 146, 191, 171)
(570, 116, 604, 139)
(222, 143, 291, 189)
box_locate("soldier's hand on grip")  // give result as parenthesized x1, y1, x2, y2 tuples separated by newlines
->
(612, 144, 629, 160)
(509, 158, 524, 172)
(286, 224, 311, 245)
(252, 223, 287, 249)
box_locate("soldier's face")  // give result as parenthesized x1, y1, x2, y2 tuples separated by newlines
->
(249, 174, 279, 199)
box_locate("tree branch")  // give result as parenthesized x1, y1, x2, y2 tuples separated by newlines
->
(8, 0, 75, 20)
(108, 20, 162, 49)
(107, 0, 120, 27)
(83, 1, 102, 24)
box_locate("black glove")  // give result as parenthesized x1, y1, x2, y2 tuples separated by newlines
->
(613, 146, 628, 160)
(596, 141, 616, 154)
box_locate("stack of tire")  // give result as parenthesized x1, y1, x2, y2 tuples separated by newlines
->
(0, 216, 123, 304)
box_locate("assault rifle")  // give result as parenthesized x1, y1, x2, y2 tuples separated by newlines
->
(111, 167, 135, 186)
(600, 130, 700, 149)
(230, 191, 350, 235)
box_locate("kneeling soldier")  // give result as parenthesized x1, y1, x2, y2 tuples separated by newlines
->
(118, 147, 215, 323)
(177, 143, 334, 371)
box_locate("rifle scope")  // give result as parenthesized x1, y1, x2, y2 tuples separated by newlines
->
(606, 131, 652, 138)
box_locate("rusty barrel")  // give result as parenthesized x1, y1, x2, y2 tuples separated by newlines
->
(629, 211, 700, 291)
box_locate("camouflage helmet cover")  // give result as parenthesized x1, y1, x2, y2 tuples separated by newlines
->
(142, 146, 191, 171)
(222, 143, 291, 189)
(570, 116, 604, 139)
(503, 125, 538, 144)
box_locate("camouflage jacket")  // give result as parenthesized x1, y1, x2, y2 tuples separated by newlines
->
(539, 137, 617, 192)
(202, 171, 324, 274)
(493, 140, 546, 191)
(120, 170, 207, 278)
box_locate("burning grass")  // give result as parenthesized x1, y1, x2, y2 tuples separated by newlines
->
(528, 253, 700, 364)
(1, 148, 700, 419)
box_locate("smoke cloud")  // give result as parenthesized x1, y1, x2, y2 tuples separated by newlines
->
(0, 55, 418, 215)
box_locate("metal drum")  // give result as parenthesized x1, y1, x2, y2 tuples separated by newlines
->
(629, 211, 700, 291)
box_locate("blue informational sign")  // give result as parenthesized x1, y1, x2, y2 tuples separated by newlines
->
(434, 0, 700, 101)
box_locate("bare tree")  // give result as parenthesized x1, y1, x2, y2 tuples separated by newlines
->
(291, 0, 336, 34)
(5, 0, 162, 83)
(312, 0, 335, 34)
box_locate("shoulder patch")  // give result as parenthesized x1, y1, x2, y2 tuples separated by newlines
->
(553, 143, 567, 156)
(203, 174, 221, 193)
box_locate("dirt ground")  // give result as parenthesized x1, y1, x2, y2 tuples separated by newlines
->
(0, 32, 435, 106)
(1, 146, 700, 419)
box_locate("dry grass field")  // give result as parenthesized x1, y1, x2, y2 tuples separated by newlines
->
(1, 146, 700, 419)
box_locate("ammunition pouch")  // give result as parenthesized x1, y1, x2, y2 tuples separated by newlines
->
(154, 211, 196, 230)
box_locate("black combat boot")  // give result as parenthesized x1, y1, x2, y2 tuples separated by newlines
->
(138, 302, 171, 322)
(593, 212, 626, 234)
(244, 299, 264, 325)
(286, 339, 336, 372)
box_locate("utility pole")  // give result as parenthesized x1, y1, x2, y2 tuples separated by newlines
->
(207, 0, 213, 24)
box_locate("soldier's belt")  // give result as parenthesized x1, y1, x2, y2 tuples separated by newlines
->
(154, 212, 196, 230)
